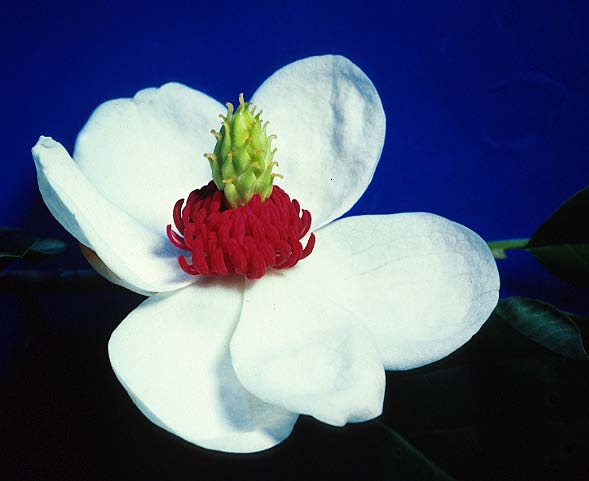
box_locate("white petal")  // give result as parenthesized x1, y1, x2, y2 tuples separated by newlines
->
(74, 83, 224, 233)
(109, 279, 298, 453)
(79, 244, 154, 296)
(230, 273, 385, 427)
(248, 213, 499, 371)
(32, 136, 193, 293)
(251, 55, 385, 230)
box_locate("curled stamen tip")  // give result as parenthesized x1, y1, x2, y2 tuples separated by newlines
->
(237, 93, 251, 110)
(225, 102, 234, 114)
(271, 173, 284, 179)
(218, 114, 226, 120)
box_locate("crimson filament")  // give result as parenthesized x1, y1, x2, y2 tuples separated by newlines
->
(167, 181, 316, 280)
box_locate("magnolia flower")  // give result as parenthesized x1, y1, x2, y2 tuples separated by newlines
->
(32, 55, 499, 453)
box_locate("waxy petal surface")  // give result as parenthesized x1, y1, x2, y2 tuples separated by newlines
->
(242, 213, 499, 371)
(109, 280, 298, 453)
(251, 55, 386, 230)
(231, 273, 386, 426)
(33, 136, 193, 293)
(80, 244, 155, 296)
(74, 83, 224, 233)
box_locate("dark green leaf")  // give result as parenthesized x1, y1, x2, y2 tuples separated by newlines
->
(488, 187, 589, 286)
(527, 244, 589, 287)
(494, 297, 588, 360)
(527, 186, 589, 287)
(29, 237, 67, 256)
(0, 227, 66, 266)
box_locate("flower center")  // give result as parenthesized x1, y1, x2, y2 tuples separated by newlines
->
(167, 181, 315, 279)
(167, 94, 316, 279)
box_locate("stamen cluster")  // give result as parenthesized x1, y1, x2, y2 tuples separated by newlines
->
(167, 181, 316, 279)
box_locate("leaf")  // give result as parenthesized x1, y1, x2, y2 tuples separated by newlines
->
(0, 227, 66, 266)
(488, 187, 589, 287)
(527, 186, 589, 287)
(28, 237, 67, 256)
(494, 297, 588, 360)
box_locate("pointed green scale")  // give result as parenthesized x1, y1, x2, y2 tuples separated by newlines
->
(206, 94, 280, 209)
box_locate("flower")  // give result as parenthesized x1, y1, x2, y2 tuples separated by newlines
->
(32, 55, 499, 454)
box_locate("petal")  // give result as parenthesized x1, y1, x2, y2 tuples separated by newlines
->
(230, 273, 385, 427)
(109, 279, 298, 453)
(267, 213, 499, 371)
(79, 244, 155, 296)
(251, 55, 386, 230)
(32, 136, 193, 293)
(74, 83, 224, 233)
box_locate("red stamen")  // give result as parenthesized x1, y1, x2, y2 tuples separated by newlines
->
(173, 198, 185, 232)
(166, 181, 316, 280)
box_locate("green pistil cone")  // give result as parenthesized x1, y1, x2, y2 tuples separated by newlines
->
(205, 93, 280, 209)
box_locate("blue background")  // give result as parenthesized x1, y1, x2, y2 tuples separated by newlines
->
(2, 0, 588, 307)
(1, 1, 588, 480)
